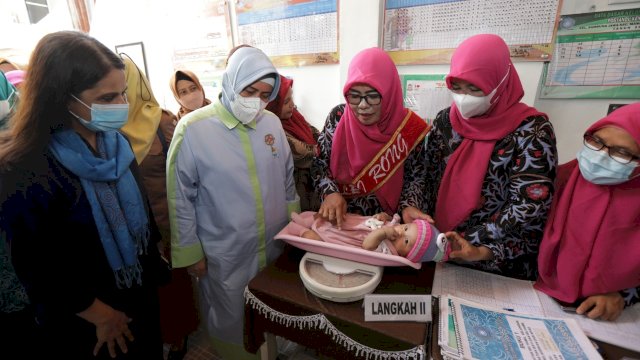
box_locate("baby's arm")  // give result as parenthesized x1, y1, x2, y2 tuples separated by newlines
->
(362, 227, 396, 251)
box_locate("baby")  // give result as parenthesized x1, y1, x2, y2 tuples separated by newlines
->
(290, 211, 449, 263)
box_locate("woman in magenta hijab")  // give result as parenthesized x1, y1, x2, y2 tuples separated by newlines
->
(312, 47, 431, 228)
(535, 103, 640, 321)
(266, 75, 321, 211)
(424, 34, 558, 280)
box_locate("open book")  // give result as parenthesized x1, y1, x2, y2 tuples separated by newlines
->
(439, 295, 602, 360)
(432, 263, 640, 352)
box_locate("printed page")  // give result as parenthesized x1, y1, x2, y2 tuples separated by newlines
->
(432, 263, 545, 315)
(448, 296, 602, 360)
(538, 291, 640, 352)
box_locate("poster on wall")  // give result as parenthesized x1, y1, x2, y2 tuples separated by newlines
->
(540, 8, 640, 99)
(383, 0, 562, 64)
(234, 0, 338, 67)
(401, 74, 451, 124)
(171, 0, 233, 97)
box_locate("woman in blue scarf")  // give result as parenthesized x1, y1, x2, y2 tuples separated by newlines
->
(0, 31, 163, 359)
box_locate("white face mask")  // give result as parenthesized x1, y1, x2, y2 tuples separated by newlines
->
(230, 95, 267, 124)
(450, 67, 510, 119)
(451, 89, 496, 119)
(577, 145, 639, 185)
(0, 89, 16, 122)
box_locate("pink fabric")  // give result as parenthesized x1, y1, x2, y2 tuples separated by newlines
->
(329, 48, 408, 214)
(435, 34, 547, 231)
(535, 103, 640, 302)
(291, 211, 398, 256)
(5, 70, 25, 87)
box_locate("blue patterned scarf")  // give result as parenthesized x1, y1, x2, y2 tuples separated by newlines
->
(49, 130, 149, 288)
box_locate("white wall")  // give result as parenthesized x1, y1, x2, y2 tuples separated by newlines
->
(277, 0, 639, 163)
(88, 0, 639, 162)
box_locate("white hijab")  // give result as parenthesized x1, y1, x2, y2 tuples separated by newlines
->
(220, 47, 280, 114)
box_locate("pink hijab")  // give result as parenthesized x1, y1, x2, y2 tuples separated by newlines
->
(535, 103, 640, 303)
(435, 34, 546, 231)
(330, 47, 409, 214)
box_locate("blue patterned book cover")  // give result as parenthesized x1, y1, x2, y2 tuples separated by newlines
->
(449, 296, 602, 360)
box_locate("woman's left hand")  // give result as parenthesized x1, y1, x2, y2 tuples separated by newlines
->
(577, 292, 625, 321)
(446, 231, 494, 262)
(401, 206, 434, 224)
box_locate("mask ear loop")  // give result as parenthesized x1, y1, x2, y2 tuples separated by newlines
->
(118, 53, 151, 101)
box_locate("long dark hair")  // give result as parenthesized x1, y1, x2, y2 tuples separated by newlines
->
(0, 31, 124, 171)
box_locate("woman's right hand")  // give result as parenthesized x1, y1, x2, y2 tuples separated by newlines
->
(188, 258, 207, 278)
(318, 192, 347, 229)
(93, 308, 134, 358)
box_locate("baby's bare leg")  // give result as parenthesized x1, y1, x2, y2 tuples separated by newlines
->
(372, 212, 392, 222)
(301, 229, 323, 241)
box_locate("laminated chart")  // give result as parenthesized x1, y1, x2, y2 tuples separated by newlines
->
(383, 0, 561, 64)
(235, 0, 338, 66)
(541, 8, 640, 98)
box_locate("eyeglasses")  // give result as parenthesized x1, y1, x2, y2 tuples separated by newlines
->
(345, 93, 382, 106)
(583, 133, 640, 164)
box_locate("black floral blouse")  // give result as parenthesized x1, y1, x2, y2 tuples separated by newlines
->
(424, 108, 558, 280)
(311, 104, 427, 217)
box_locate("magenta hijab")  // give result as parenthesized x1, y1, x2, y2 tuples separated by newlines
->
(330, 47, 409, 213)
(535, 103, 640, 303)
(435, 34, 546, 231)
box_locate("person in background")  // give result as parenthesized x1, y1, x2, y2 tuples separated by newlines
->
(167, 46, 299, 359)
(118, 55, 161, 164)
(0, 31, 163, 359)
(169, 69, 211, 121)
(266, 74, 321, 211)
(535, 103, 640, 321)
(123, 56, 199, 359)
(0, 57, 21, 74)
(424, 34, 557, 280)
(312, 47, 430, 228)
(0, 70, 43, 359)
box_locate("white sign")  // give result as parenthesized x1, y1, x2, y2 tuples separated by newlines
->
(364, 294, 432, 322)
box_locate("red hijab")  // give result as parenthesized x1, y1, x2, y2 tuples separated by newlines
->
(330, 47, 409, 214)
(435, 34, 546, 231)
(265, 75, 316, 145)
(535, 103, 640, 303)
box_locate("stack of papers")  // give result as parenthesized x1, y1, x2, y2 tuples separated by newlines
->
(438, 295, 602, 360)
(432, 263, 640, 353)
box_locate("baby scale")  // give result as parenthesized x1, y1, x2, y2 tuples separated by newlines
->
(299, 252, 383, 303)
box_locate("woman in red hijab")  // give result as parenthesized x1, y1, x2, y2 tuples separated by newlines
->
(424, 34, 558, 280)
(312, 47, 431, 228)
(536, 103, 640, 321)
(266, 75, 321, 211)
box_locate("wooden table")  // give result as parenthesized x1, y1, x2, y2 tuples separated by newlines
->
(244, 245, 640, 360)
(244, 245, 434, 359)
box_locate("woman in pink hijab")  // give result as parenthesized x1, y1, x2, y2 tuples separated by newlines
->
(536, 103, 640, 321)
(424, 34, 558, 280)
(312, 47, 431, 228)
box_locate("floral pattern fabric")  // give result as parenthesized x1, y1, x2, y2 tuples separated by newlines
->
(312, 104, 427, 217)
(1, 235, 29, 313)
(424, 108, 558, 280)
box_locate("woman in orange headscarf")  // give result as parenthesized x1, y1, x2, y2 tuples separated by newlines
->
(169, 69, 211, 121)
(266, 75, 320, 211)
